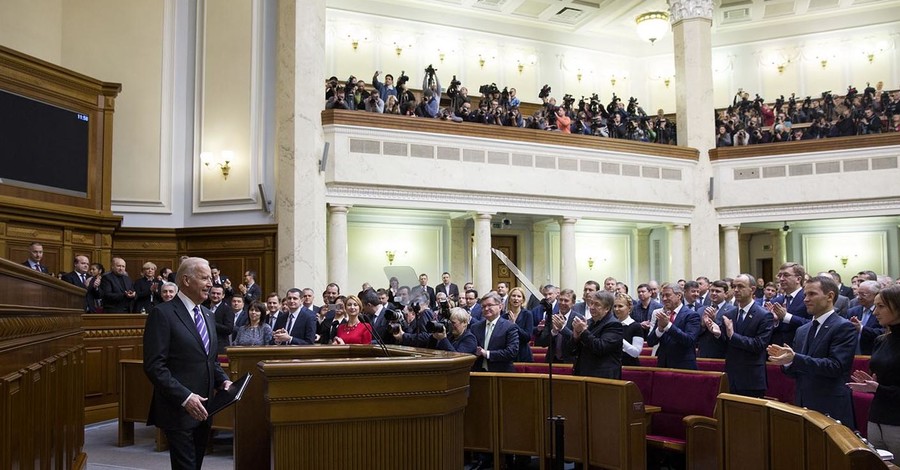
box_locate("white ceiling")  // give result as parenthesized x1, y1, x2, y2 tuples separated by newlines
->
(327, 0, 900, 54)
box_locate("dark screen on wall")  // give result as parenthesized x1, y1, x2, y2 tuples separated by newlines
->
(0, 89, 89, 195)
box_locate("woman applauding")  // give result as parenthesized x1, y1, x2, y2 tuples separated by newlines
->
(332, 295, 372, 345)
(848, 285, 900, 461)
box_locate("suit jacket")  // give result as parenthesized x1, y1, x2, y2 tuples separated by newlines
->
(61, 270, 88, 289)
(242, 283, 262, 305)
(143, 297, 228, 430)
(100, 272, 134, 313)
(133, 276, 162, 313)
(572, 302, 587, 317)
(646, 306, 701, 370)
(471, 317, 519, 372)
(784, 313, 857, 428)
(570, 313, 624, 379)
(469, 303, 483, 322)
(209, 302, 234, 354)
(316, 310, 336, 344)
(530, 301, 559, 331)
(22, 260, 49, 274)
(839, 284, 854, 300)
(844, 305, 883, 355)
(534, 309, 583, 363)
(502, 309, 534, 362)
(412, 285, 437, 309)
(273, 309, 316, 345)
(771, 290, 810, 347)
(435, 283, 460, 302)
(833, 295, 850, 318)
(697, 303, 737, 358)
(631, 299, 663, 324)
(212, 275, 234, 298)
(722, 302, 774, 392)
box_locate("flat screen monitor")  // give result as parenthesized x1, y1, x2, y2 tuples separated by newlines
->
(0, 89, 89, 196)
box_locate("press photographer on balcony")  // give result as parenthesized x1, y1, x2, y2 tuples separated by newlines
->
(419, 64, 442, 118)
(372, 71, 398, 102)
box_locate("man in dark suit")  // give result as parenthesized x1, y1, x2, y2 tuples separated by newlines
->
(435, 272, 460, 303)
(412, 273, 437, 310)
(530, 284, 559, 331)
(770, 262, 810, 347)
(462, 289, 482, 321)
(697, 280, 737, 358)
(715, 274, 774, 397)
(61, 255, 91, 289)
(101, 257, 136, 313)
(572, 280, 600, 317)
(471, 292, 519, 372)
(143, 257, 231, 470)
(534, 289, 582, 363)
(272, 288, 316, 345)
(768, 275, 858, 429)
(570, 291, 624, 379)
(238, 270, 262, 305)
(646, 282, 701, 370)
(209, 265, 233, 299)
(632, 283, 663, 326)
(22, 241, 50, 274)
(831, 271, 854, 299)
(844, 280, 884, 355)
(206, 285, 234, 355)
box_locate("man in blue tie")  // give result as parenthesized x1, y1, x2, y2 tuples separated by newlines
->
(844, 280, 884, 355)
(767, 275, 857, 428)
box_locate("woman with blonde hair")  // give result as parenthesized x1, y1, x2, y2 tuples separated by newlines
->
(503, 286, 534, 362)
(332, 295, 371, 345)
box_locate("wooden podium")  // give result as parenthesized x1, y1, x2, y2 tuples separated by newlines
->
(226, 345, 475, 470)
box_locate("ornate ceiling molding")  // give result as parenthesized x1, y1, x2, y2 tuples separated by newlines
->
(717, 197, 900, 224)
(668, 0, 714, 23)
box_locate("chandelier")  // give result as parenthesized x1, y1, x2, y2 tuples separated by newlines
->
(635, 11, 670, 45)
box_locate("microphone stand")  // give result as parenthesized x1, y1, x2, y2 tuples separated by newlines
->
(359, 312, 390, 358)
(545, 307, 565, 470)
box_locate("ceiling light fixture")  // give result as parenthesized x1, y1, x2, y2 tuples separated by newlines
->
(635, 11, 669, 45)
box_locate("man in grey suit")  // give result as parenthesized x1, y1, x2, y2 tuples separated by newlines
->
(534, 289, 582, 363)
(471, 292, 519, 372)
(143, 257, 231, 470)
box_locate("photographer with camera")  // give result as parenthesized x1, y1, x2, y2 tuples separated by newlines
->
(555, 107, 572, 133)
(363, 89, 384, 113)
(393, 306, 476, 354)
(419, 64, 442, 119)
(860, 107, 883, 134)
(325, 83, 350, 110)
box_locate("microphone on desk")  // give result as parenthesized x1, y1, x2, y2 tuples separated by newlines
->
(359, 312, 391, 358)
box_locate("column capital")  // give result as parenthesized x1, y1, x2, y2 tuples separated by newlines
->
(721, 224, 740, 232)
(558, 216, 579, 226)
(327, 204, 351, 214)
(474, 212, 494, 221)
(670, 224, 687, 231)
(668, 0, 714, 23)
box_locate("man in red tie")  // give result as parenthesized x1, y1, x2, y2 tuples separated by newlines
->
(646, 282, 701, 370)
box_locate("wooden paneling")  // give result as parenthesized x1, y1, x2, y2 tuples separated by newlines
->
(82, 314, 147, 424)
(0, 258, 86, 470)
(323, 109, 700, 161)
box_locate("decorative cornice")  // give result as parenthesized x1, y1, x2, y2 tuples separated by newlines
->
(327, 184, 694, 223)
(83, 328, 145, 339)
(0, 314, 81, 342)
(668, 0, 714, 23)
(717, 197, 900, 223)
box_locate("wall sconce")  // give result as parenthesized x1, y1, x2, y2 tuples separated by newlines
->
(866, 53, 875, 63)
(576, 70, 583, 82)
(820, 59, 828, 69)
(517, 61, 524, 74)
(439, 52, 445, 63)
(385, 250, 396, 265)
(478, 55, 486, 69)
(664, 78, 671, 88)
(200, 151, 233, 180)
(587, 257, 594, 270)
(835, 254, 857, 268)
(395, 45, 403, 57)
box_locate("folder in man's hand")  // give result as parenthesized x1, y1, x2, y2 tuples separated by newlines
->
(204, 372, 251, 417)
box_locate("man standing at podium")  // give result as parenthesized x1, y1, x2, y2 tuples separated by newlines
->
(144, 257, 231, 470)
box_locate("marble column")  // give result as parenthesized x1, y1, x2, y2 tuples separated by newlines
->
(532, 222, 548, 287)
(739, 233, 752, 274)
(559, 217, 578, 291)
(722, 225, 740, 278)
(275, 0, 327, 293)
(449, 218, 468, 283)
(327, 204, 350, 290)
(670, 0, 720, 280)
(669, 224, 686, 282)
(473, 212, 493, 293)
(635, 228, 652, 286)
(772, 229, 788, 267)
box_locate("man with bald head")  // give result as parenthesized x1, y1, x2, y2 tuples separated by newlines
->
(101, 257, 136, 313)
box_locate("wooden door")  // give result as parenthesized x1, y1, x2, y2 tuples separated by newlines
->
(491, 235, 518, 289)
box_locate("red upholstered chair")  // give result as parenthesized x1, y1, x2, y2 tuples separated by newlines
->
(765, 363, 796, 403)
(646, 371, 723, 446)
(852, 391, 873, 438)
(695, 358, 726, 372)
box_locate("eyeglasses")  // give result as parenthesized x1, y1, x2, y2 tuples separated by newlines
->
(482, 303, 500, 308)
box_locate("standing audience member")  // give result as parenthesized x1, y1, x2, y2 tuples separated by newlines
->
(614, 292, 644, 367)
(86, 263, 105, 312)
(238, 270, 262, 305)
(101, 257, 136, 313)
(503, 287, 534, 362)
(717, 274, 774, 397)
(62, 255, 91, 289)
(133, 262, 162, 313)
(160, 282, 178, 303)
(768, 275, 857, 428)
(332, 295, 372, 345)
(472, 292, 519, 372)
(233, 301, 273, 346)
(646, 283, 701, 370)
(22, 242, 49, 273)
(845, 280, 884, 355)
(534, 289, 581, 364)
(569, 290, 624, 379)
(848, 285, 900, 462)
(207, 286, 234, 354)
(272, 288, 317, 345)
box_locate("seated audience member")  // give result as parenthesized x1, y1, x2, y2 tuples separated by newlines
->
(570, 290, 624, 379)
(332, 295, 372, 345)
(614, 292, 644, 367)
(233, 301, 274, 346)
(160, 282, 178, 303)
